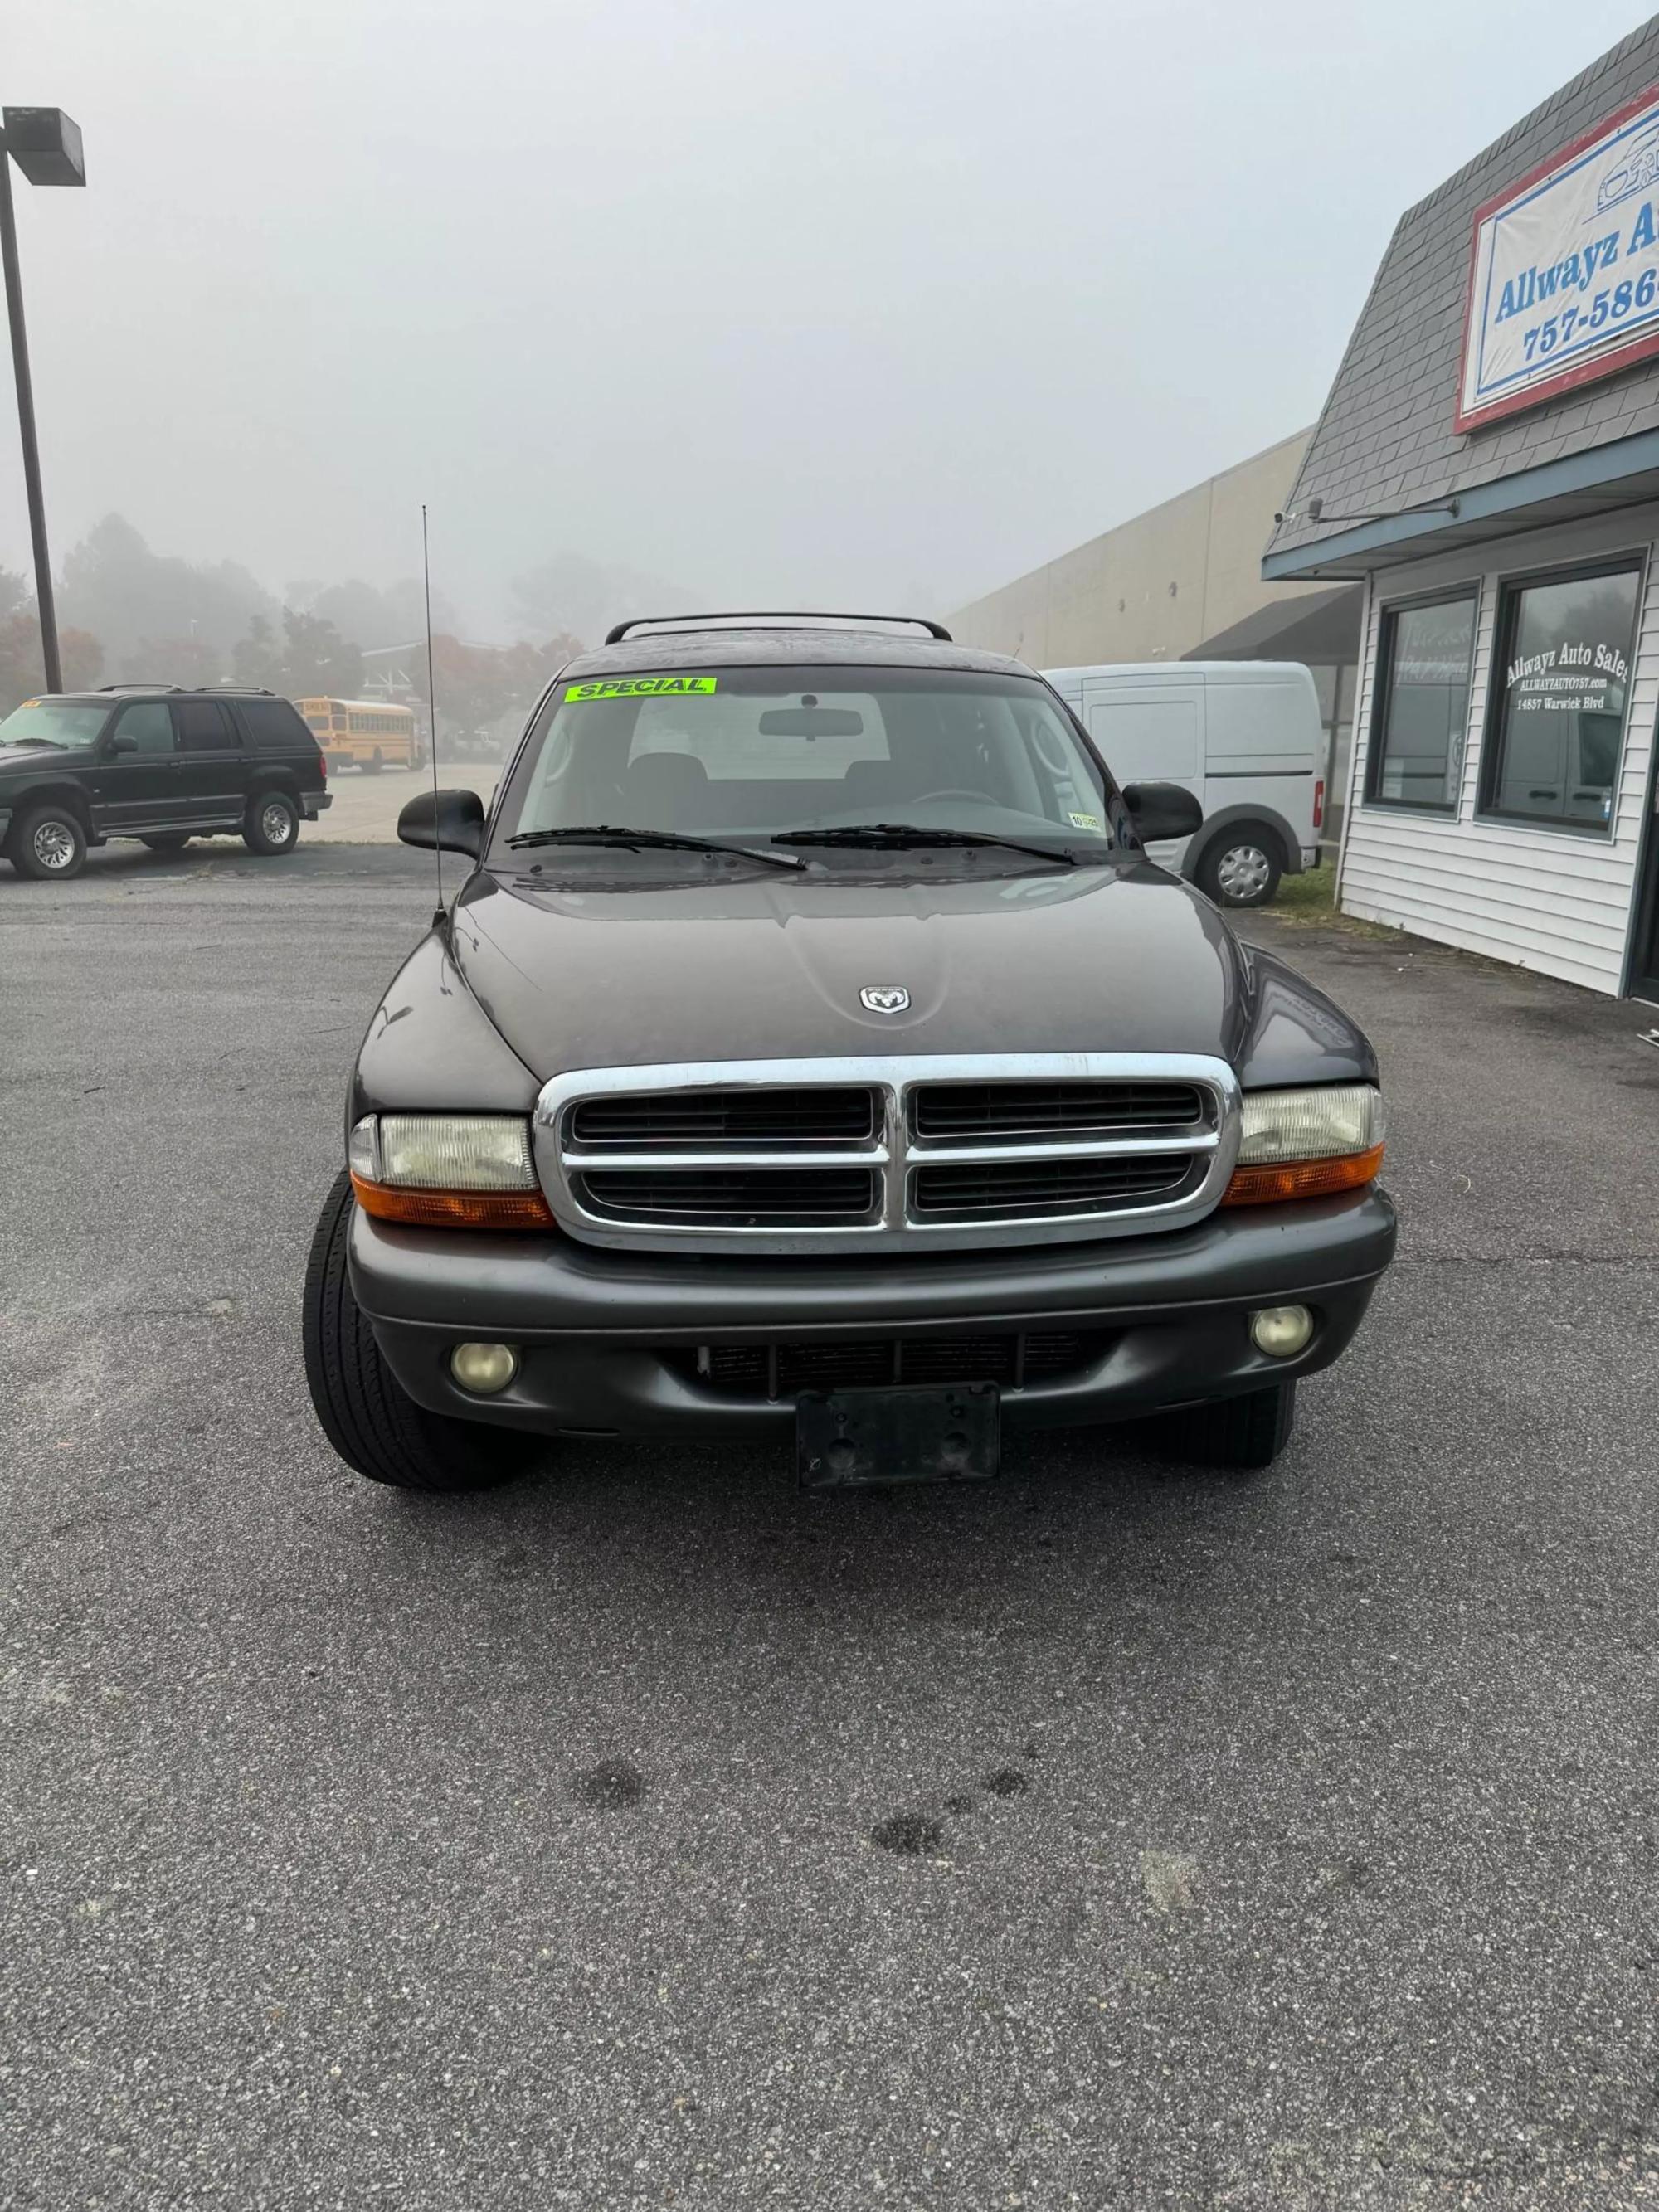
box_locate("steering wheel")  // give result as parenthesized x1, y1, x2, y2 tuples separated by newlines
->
(907, 788, 1000, 808)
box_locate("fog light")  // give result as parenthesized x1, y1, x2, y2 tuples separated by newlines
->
(450, 1341, 519, 1395)
(1250, 1305, 1314, 1359)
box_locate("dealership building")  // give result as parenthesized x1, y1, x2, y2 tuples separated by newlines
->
(1267, 21, 1659, 1001)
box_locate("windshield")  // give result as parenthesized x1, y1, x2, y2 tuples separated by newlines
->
(0, 699, 110, 749)
(491, 665, 1117, 858)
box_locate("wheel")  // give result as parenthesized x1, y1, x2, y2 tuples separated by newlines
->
(302, 1167, 538, 1491)
(243, 790, 300, 856)
(364, 750, 383, 775)
(9, 802, 87, 881)
(1195, 824, 1282, 908)
(1160, 1381, 1296, 1471)
(140, 834, 190, 852)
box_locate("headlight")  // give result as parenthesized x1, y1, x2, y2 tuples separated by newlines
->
(348, 1113, 554, 1229)
(1223, 1084, 1385, 1207)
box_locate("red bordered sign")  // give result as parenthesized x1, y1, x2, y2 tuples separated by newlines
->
(1457, 83, 1659, 434)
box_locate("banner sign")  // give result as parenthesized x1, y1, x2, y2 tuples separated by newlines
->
(1458, 85, 1659, 432)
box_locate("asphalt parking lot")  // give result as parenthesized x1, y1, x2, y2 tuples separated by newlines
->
(5, 839, 1659, 2210)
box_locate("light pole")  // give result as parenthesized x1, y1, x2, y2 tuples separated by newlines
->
(0, 106, 85, 693)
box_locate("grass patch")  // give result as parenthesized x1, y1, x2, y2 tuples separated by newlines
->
(1266, 863, 1402, 942)
(1271, 867, 1338, 919)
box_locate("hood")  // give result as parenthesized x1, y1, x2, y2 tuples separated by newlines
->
(449, 858, 1260, 1077)
(0, 741, 94, 771)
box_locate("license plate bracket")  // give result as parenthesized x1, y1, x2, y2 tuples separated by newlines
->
(797, 1382, 1000, 1489)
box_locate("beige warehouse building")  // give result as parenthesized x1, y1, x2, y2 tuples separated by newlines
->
(950, 430, 1362, 848)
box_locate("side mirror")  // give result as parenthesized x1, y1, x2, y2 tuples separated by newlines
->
(108, 732, 139, 756)
(398, 786, 485, 858)
(1121, 780, 1203, 843)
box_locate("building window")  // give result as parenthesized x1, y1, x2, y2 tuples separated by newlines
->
(1365, 591, 1477, 812)
(1480, 562, 1641, 834)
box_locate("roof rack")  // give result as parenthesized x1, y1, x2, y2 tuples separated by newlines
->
(203, 683, 275, 694)
(100, 682, 184, 692)
(603, 610, 953, 647)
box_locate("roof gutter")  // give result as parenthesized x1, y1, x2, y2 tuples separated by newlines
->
(1261, 423, 1659, 580)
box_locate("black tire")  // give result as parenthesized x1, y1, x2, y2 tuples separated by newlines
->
(9, 801, 87, 881)
(303, 1168, 537, 1491)
(243, 789, 300, 856)
(1161, 1381, 1297, 1471)
(140, 834, 191, 852)
(1194, 823, 1283, 909)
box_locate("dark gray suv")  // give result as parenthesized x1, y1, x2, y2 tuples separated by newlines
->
(0, 686, 331, 879)
(304, 615, 1394, 1495)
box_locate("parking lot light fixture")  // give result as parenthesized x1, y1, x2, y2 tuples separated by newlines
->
(0, 106, 86, 695)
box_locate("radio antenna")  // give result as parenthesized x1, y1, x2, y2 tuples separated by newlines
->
(421, 503, 445, 928)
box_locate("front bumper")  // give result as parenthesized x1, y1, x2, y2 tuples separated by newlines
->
(350, 1188, 1396, 1438)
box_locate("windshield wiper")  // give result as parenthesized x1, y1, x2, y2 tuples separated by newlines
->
(505, 824, 804, 870)
(771, 822, 1077, 867)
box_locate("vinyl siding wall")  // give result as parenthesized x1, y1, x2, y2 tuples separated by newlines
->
(1337, 507, 1659, 995)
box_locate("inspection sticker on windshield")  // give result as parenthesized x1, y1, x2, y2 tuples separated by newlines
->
(1068, 809, 1102, 830)
(565, 675, 718, 701)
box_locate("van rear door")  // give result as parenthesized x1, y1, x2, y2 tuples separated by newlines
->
(1200, 671, 1319, 863)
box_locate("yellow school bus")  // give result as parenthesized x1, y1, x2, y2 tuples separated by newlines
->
(296, 698, 417, 772)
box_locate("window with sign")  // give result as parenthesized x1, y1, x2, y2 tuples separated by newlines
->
(1480, 563, 1641, 832)
(1365, 592, 1477, 812)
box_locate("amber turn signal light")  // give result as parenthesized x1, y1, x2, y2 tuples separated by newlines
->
(1220, 1143, 1384, 1208)
(349, 1172, 557, 1230)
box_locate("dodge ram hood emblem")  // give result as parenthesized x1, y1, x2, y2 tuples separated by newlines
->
(859, 985, 910, 1014)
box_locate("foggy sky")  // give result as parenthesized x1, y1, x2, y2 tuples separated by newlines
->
(3, 0, 1652, 639)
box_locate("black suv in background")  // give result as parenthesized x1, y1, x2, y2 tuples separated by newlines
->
(0, 686, 331, 880)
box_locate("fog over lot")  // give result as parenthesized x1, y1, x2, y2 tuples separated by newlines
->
(2, 0, 1646, 640)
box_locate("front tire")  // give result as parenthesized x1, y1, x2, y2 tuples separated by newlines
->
(303, 1168, 537, 1491)
(244, 790, 299, 856)
(1160, 1381, 1297, 1471)
(1195, 824, 1282, 908)
(10, 802, 87, 881)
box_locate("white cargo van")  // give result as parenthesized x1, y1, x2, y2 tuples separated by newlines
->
(1044, 660, 1323, 907)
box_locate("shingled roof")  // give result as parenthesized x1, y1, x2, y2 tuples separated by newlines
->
(1265, 19, 1659, 580)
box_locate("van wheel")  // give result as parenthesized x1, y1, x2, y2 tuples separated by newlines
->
(1196, 824, 1282, 907)
(303, 1169, 537, 1492)
(10, 802, 87, 881)
(244, 790, 299, 855)
(1160, 1381, 1296, 1471)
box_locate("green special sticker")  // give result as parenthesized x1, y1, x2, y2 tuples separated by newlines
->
(565, 675, 718, 702)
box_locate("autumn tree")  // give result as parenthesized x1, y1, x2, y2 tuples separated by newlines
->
(0, 568, 105, 712)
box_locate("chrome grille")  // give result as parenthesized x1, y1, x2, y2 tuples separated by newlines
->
(571, 1086, 878, 1147)
(533, 1054, 1241, 1253)
(911, 1152, 1198, 1218)
(577, 1164, 879, 1225)
(912, 1079, 1205, 1140)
